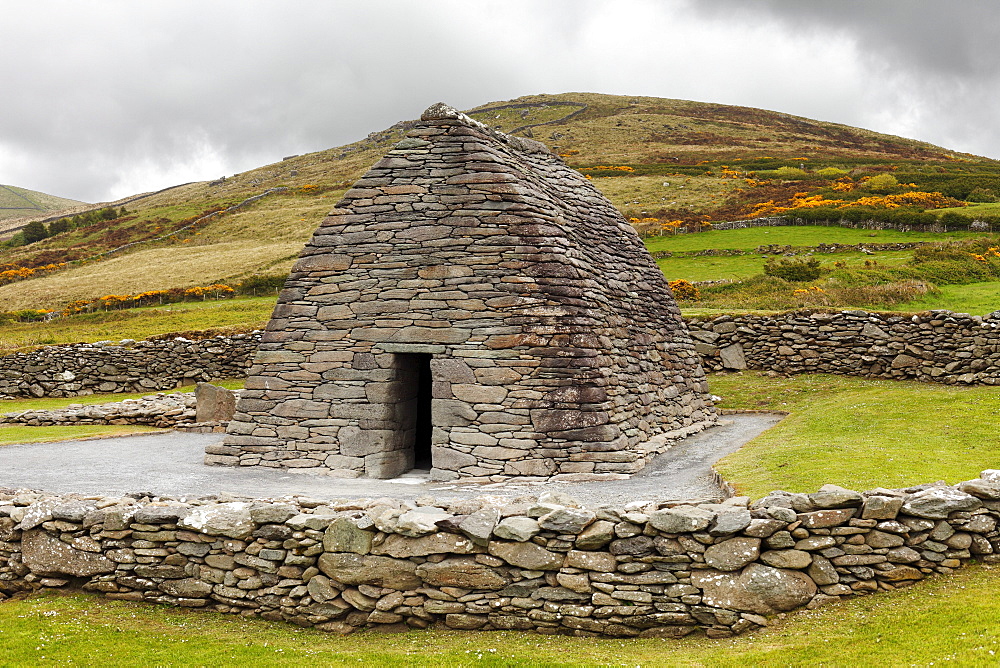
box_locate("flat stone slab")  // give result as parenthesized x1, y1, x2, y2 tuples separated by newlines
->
(0, 415, 781, 504)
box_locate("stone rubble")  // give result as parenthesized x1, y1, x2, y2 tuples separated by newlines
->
(2, 475, 998, 638)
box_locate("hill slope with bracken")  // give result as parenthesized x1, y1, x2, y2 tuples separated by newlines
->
(1, 92, 998, 311)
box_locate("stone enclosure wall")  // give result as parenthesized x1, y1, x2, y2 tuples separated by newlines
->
(5, 308, 1000, 404)
(0, 334, 257, 398)
(709, 216, 995, 233)
(5, 308, 1000, 405)
(687, 309, 1000, 383)
(1, 475, 999, 638)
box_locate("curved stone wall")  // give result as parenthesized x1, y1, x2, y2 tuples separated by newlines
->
(1, 473, 998, 638)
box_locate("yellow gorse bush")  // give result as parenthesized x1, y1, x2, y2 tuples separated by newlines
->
(62, 284, 237, 315)
(0, 263, 66, 286)
(668, 279, 700, 300)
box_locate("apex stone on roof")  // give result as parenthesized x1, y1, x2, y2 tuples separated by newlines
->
(214, 103, 717, 481)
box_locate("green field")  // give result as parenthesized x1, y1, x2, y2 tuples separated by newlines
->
(0, 424, 162, 444)
(0, 184, 83, 222)
(709, 372, 1000, 498)
(644, 224, 976, 253)
(936, 201, 1000, 217)
(657, 250, 912, 283)
(0, 297, 275, 354)
(890, 280, 1000, 314)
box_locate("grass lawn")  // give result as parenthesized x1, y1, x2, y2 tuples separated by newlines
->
(657, 250, 911, 283)
(936, 201, 1000, 217)
(2, 565, 999, 666)
(643, 225, 982, 254)
(709, 371, 1000, 499)
(889, 280, 1000, 315)
(0, 297, 276, 354)
(0, 424, 163, 445)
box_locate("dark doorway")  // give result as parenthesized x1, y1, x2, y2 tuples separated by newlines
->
(413, 353, 433, 469)
(396, 352, 433, 471)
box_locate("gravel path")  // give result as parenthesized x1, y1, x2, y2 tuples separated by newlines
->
(0, 414, 781, 505)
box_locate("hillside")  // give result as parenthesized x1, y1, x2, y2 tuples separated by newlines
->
(0, 184, 85, 225)
(1, 92, 998, 312)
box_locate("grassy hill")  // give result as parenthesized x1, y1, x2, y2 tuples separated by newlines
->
(0, 184, 85, 222)
(2, 92, 999, 313)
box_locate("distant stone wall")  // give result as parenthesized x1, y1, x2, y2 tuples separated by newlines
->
(687, 310, 1000, 384)
(1, 475, 999, 638)
(709, 216, 994, 233)
(0, 335, 257, 398)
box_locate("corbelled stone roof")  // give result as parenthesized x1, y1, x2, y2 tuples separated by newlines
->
(217, 104, 716, 480)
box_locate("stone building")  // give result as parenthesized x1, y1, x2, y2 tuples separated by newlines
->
(212, 103, 716, 480)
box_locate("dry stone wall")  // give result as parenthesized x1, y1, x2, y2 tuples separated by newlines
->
(710, 216, 994, 233)
(687, 309, 1000, 383)
(0, 393, 196, 428)
(0, 334, 257, 398)
(5, 308, 1000, 404)
(2, 474, 999, 638)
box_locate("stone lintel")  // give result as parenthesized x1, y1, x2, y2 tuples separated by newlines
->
(376, 343, 447, 354)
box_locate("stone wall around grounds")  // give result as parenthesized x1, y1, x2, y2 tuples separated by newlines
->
(687, 309, 1000, 383)
(0, 334, 258, 398)
(5, 308, 1000, 402)
(1, 475, 999, 638)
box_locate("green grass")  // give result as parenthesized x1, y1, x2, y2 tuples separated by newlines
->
(889, 280, 1000, 314)
(3, 566, 1000, 666)
(936, 202, 1000, 217)
(709, 372, 1000, 499)
(657, 250, 912, 283)
(0, 424, 163, 445)
(0, 297, 276, 353)
(644, 225, 984, 253)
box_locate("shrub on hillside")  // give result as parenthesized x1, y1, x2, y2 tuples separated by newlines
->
(668, 279, 699, 300)
(938, 212, 973, 229)
(967, 187, 997, 203)
(764, 257, 823, 282)
(864, 173, 900, 193)
(816, 167, 849, 179)
(21, 221, 48, 244)
(773, 166, 809, 180)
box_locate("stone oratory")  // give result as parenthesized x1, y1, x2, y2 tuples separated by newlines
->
(212, 103, 716, 480)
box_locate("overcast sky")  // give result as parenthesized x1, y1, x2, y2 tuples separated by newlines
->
(3, 0, 998, 203)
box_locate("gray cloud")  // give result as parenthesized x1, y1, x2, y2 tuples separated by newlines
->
(1, 0, 998, 203)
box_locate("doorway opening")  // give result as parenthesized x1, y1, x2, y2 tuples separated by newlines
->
(397, 353, 433, 471)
